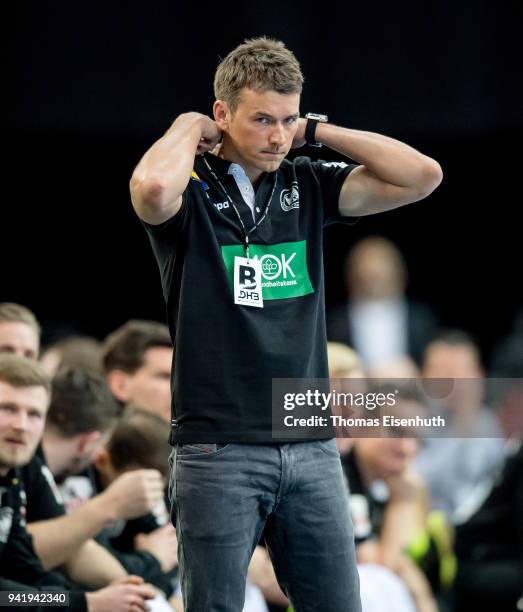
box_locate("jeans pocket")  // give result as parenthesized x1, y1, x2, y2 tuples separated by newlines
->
(316, 438, 340, 457)
(176, 443, 230, 458)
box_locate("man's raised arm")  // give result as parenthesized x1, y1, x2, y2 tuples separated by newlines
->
(130, 113, 221, 225)
(295, 120, 442, 217)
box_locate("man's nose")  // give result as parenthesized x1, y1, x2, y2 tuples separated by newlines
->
(269, 123, 285, 145)
(12, 410, 29, 430)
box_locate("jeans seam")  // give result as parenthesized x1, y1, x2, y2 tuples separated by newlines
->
(173, 447, 189, 608)
(272, 445, 285, 512)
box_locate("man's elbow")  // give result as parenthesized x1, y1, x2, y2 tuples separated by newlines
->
(130, 175, 166, 210)
(416, 159, 443, 199)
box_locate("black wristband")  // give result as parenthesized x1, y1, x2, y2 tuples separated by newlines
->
(305, 118, 320, 147)
(304, 113, 328, 147)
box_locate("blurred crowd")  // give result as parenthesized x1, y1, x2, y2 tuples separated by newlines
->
(0, 236, 521, 611)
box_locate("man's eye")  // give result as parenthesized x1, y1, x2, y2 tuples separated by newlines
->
(0, 404, 16, 413)
(285, 117, 297, 124)
(256, 117, 270, 125)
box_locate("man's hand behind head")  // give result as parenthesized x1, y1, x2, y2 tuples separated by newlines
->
(291, 117, 307, 149)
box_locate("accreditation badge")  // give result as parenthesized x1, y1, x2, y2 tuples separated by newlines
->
(234, 256, 263, 308)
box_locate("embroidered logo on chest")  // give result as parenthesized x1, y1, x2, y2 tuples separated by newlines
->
(280, 181, 299, 212)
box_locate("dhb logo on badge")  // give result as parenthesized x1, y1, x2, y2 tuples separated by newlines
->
(234, 256, 264, 308)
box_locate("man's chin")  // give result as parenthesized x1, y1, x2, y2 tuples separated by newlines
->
(259, 159, 285, 173)
(0, 449, 33, 469)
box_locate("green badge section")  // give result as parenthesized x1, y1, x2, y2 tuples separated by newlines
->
(221, 240, 314, 300)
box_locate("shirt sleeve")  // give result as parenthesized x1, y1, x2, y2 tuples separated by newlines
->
(140, 190, 192, 292)
(310, 159, 360, 227)
(141, 190, 191, 251)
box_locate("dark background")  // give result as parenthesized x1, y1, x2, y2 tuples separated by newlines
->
(8, 0, 521, 364)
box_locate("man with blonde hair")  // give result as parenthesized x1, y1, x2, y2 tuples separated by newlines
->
(0, 354, 156, 611)
(0, 302, 40, 360)
(131, 36, 442, 611)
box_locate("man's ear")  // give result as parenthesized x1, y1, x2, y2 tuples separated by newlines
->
(76, 430, 103, 455)
(107, 370, 131, 402)
(213, 99, 230, 131)
(93, 446, 119, 484)
(93, 446, 110, 471)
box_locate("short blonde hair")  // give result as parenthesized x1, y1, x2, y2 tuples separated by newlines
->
(327, 342, 363, 377)
(0, 303, 41, 337)
(0, 353, 50, 394)
(214, 37, 304, 113)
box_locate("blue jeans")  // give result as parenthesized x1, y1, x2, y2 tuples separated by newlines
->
(169, 439, 361, 612)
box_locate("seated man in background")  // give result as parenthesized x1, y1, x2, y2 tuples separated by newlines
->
(327, 237, 438, 368)
(0, 302, 40, 360)
(0, 304, 166, 589)
(83, 406, 180, 599)
(415, 330, 506, 519)
(343, 387, 445, 612)
(101, 320, 173, 422)
(0, 353, 155, 611)
(40, 335, 103, 378)
(40, 367, 119, 485)
(23, 366, 165, 589)
(28, 369, 171, 593)
(452, 438, 523, 612)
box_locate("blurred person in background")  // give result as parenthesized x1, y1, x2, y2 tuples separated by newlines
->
(327, 341, 366, 379)
(327, 237, 438, 368)
(23, 367, 165, 589)
(0, 307, 166, 589)
(0, 353, 156, 612)
(102, 320, 173, 422)
(368, 355, 419, 379)
(343, 386, 448, 612)
(327, 346, 449, 612)
(40, 335, 103, 377)
(415, 330, 506, 519)
(452, 437, 523, 612)
(489, 307, 523, 439)
(0, 302, 40, 360)
(90, 407, 182, 607)
(41, 368, 119, 483)
(327, 341, 365, 455)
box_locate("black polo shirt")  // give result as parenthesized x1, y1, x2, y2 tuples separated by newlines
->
(144, 152, 357, 444)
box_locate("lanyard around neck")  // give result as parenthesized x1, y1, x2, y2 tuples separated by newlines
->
(202, 155, 277, 258)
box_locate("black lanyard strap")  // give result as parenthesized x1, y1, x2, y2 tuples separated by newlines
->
(202, 156, 277, 258)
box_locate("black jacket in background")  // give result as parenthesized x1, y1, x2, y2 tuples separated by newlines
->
(0, 469, 87, 612)
(454, 441, 523, 611)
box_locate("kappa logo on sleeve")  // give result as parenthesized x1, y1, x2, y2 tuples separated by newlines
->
(221, 240, 314, 300)
(280, 181, 300, 212)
